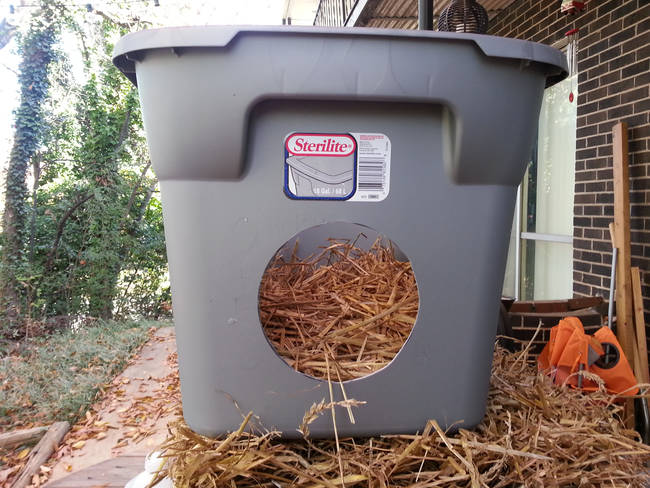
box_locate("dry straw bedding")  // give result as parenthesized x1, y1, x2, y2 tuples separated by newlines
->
(259, 238, 418, 381)
(152, 344, 650, 487)
(151, 240, 650, 487)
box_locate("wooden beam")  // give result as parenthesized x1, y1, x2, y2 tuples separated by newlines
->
(612, 121, 637, 429)
(631, 266, 649, 385)
(11, 422, 69, 488)
(613, 121, 636, 365)
(0, 426, 48, 450)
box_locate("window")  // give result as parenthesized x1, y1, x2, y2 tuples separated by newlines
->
(503, 39, 578, 300)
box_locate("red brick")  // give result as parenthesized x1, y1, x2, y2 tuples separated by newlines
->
(621, 86, 649, 104)
(596, 192, 614, 204)
(608, 25, 636, 46)
(634, 98, 650, 113)
(622, 59, 650, 78)
(608, 103, 634, 119)
(584, 205, 604, 216)
(583, 228, 603, 239)
(576, 193, 596, 204)
(598, 145, 613, 157)
(607, 76, 637, 95)
(587, 86, 608, 102)
(585, 157, 610, 170)
(600, 70, 621, 85)
(623, 4, 650, 28)
(587, 134, 607, 147)
(600, 45, 621, 63)
(608, 51, 636, 70)
(630, 139, 648, 152)
(598, 169, 614, 179)
(634, 72, 650, 87)
(610, 2, 637, 22)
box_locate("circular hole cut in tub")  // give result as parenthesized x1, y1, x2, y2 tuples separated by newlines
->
(258, 221, 420, 382)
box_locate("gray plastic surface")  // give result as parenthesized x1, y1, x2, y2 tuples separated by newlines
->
(113, 26, 567, 438)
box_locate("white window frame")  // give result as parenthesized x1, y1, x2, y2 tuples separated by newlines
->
(511, 36, 577, 300)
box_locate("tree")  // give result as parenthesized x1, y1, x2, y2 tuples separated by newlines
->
(1, 4, 169, 336)
(1, 1, 61, 330)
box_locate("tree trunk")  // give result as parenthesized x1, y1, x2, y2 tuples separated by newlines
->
(1, 23, 57, 331)
(43, 193, 94, 273)
(98, 162, 157, 320)
(29, 154, 42, 262)
(88, 107, 135, 320)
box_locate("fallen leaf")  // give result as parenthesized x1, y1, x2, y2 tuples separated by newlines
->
(95, 432, 107, 440)
(16, 448, 31, 460)
(0, 467, 17, 483)
(71, 440, 86, 449)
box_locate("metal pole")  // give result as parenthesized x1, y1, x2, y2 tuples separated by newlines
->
(514, 185, 521, 301)
(607, 246, 617, 329)
(418, 0, 433, 30)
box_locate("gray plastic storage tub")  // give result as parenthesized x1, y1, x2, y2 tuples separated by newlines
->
(113, 26, 567, 438)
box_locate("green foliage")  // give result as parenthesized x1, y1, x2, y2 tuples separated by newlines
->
(1, 2, 60, 325)
(0, 320, 168, 427)
(1, 4, 169, 336)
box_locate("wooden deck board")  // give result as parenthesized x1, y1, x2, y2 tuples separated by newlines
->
(45, 456, 145, 488)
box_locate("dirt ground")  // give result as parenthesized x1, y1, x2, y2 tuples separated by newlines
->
(47, 327, 180, 483)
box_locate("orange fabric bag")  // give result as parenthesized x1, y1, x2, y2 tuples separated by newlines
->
(538, 317, 584, 371)
(589, 327, 639, 396)
(537, 317, 638, 396)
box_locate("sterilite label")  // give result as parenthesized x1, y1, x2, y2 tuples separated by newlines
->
(284, 132, 391, 202)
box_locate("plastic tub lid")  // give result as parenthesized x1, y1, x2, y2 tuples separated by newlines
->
(113, 25, 568, 87)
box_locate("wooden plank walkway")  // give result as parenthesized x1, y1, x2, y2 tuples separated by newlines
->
(45, 456, 145, 488)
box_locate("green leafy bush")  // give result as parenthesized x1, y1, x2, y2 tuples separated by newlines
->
(1, 5, 169, 338)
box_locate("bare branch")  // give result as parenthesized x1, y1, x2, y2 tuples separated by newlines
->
(93, 9, 131, 29)
(44, 193, 94, 272)
(123, 160, 152, 223)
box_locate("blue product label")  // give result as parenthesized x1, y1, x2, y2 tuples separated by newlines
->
(284, 133, 357, 201)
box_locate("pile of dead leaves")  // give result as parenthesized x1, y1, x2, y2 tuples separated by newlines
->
(151, 344, 650, 487)
(0, 329, 181, 488)
(0, 444, 46, 487)
(53, 341, 181, 464)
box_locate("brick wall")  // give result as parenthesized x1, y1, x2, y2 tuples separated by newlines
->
(489, 0, 650, 344)
(501, 298, 606, 356)
(507, 309, 603, 356)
